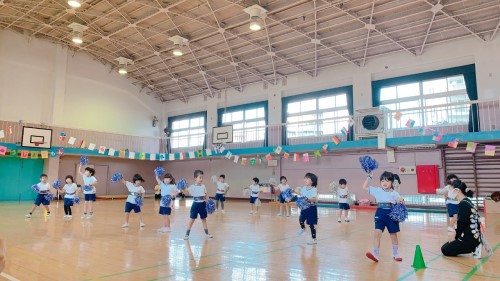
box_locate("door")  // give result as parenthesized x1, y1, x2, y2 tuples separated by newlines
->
(93, 165, 109, 196)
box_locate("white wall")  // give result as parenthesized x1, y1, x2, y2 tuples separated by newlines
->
(0, 30, 162, 137)
(164, 35, 500, 132)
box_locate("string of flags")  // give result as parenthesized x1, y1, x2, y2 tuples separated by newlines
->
(395, 111, 498, 156)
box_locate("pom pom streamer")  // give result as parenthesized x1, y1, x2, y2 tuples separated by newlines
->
(52, 179, 61, 189)
(296, 196, 311, 210)
(161, 195, 172, 207)
(177, 179, 187, 190)
(111, 172, 123, 183)
(282, 188, 294, 202)
(359, 156, 379, 174)
(154, 166, 165, 178)
(206, 199, 216, 214)
(73, 197, 80, 204)
(31, 184, 40, 192)
(243, 189, 251, 197)
(389, 203, 408, 222)
(83, 185, 93, 192)
(80, 156, 89, 166)
(135, 196, 144, 206)
(44, 193, 54, 202)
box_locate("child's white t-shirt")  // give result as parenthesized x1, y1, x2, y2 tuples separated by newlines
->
(300, 186, 317, 199)
(188, 184, 206, 202)
(160, 182, 177, 207)
(125, 181, 145, 204)
(337, 187, 349, 203)
(278, 184, 291, 192)
(38, 182, 50, 194)
(82, 175, 97, 194)
(250, 184, 260, 197)
(368, 186, 400, 204)
(63, 183, 78, 199)
(216, 182, 229, 194)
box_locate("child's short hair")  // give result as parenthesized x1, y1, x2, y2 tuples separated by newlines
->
(252, 177, 259, 184)
(219, 174, 225, 179)
(339, 178, 347, 185)
(65, 175, 74, 183)
(305, 173, 318, 187)
(40, 174, 48, 178)
(379, 171, 394, 183)
(194, 169, 204, 178)
(133, 174, 145, 182)
(446, 174, 459, 185)
(84, 167, 95, 176)
(280, 176, 287, 181)
(164, 173, 175, 184)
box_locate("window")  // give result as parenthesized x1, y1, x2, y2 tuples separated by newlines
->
(286, 93, 349, 138)
(169, 113, 206, 149)
(220, 104, 266, 143)
(380, 75, 469, 128)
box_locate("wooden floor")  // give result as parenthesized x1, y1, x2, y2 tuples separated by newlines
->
(0, 199, 499, 281)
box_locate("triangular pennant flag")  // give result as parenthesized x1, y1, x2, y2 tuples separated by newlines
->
(20, 150, 29, 158)
(447, 138, 459, 148)
(159, 154, 166, 161)
(128, 152, 135, 159)
(225, 151, 233, 159)
(283, 152, 290, 159)
(322, 144, 329, 153)
(274, 146, 282, 154)
(0, 130, 4, 139)
(179, 152, 185, 160)
(265, 153, 272, 160)
(41, 151, 49, 159)
(98, 146, 106, 154)
(332, 136, 341, 145)
(189, 151, 196, 159)
(393, 111, 402, 121)
(313, 150, 321, 158)
(0, 146, 6, 155)
(466, 142, 477, 153)
(250, 158, 256, 166)
(169, 153, 175, 161)
(88, 143, 96, 151)
(139, 152, 146, 160)
(10, 149, 17, 157)
(432, 131, 443, 141)
(108, 148, 116, 156)
(303, 153, 310, 162)
(241, 158, 247, 166)
(68, 137, 76, 145)
(233, 155, 239, 163)
(293, 153, 299, 162)
(149, 154, 156, 161)
(485, 145, 496, 156)
(340, 127, 348, 136)
(205, 149, 212, 156)
(30, 151, 38, 159)
(119, 150, 126, 158)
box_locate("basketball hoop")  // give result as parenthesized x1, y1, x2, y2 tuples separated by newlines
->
(34, 142, 43, 147)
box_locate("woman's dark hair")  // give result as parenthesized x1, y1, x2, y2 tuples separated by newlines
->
(339, 179, 347, 185)
(252, 177, 259, 184)
(446, 174, 459, 185)
(85, 167, 95, 176)
(280, 176, 287, 181)
(393, 174, 401, 185)
(305, 173, 318, 187)
(379, 171, 394, 183)
(65, 175, 74, 183)
(164, 173, 175, 184)
(453, 180, 474, 198)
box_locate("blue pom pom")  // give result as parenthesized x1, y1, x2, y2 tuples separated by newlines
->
(83, 185, 93, 192)
(73, 197, 80, 204)
(111, 172, 123, 183)
(135, 196, 143, 206)
(282, 188, 294, 202)
(44, 193, 54, 202)
(389, 203, 408, 222)
(177, 179, 187, 190)
(31, 184, 40, 192)
(161, 195, 172, 206)
(296, 196, 311, 210)
(80, 156, 89, 166)
(359, 156, 379, 174)
(52, 179, 61, 189)
(154, 166, 165, 178)
(206, 199, 216, 214)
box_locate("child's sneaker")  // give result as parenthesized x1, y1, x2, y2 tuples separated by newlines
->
(140, 222, 145, 228)
(277, 213, 282, 216)
(206, 233, 213, 238)
(121, 223, 129, 228)
(337, 219, 342, 223)
(345, 219, 350, 223)
(68, 215, 72, 219)
(63, 215, 68, 219)
(366, 252, 379, 262)
(296, 228, 305, 236)
(473, 244, 482, 259)
(307, 238, 317, 245)
(46, 213, 51, 217)
(25, 213, 32, 218)
(183, 235, 189, 240)
(393, 256, 403, 262)
(221, 210, 225, 214)
(158, 227, 171, 233)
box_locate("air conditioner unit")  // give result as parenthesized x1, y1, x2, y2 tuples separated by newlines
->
(355, 107, 387, 140)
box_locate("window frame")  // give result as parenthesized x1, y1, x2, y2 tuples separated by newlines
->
(217, 101, 268, 145)
(167, 111, 207, 150)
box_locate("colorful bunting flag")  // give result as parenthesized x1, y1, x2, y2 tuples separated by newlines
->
(8, 126, 12, 135)
(20, 150, 29, 158)
(225, 151, 233, 159)
(293, 153, 299, 162)
(159, 154, 166, 161)
(234, 155, 239, 163)
(241, 158, 247, 166)
(485, 145, 496, 156)
(68, 137, 76, 145)
(188, 151, 195, 159)
(432, 131, 443, 142)
(197, 150, 203, 157)
(313, 150, 321, 158)
(150, 154, 156, 161)
(49, 151, 57, 158)
(80, 141, 87, 149)
(0, 146, 6, 155)
(10, 149, 17, 157)
(128, 152, 135, 159)
(448, 138, 459, 148)
(179, 152, 185, 160)
(265, 153, 272, 160)
(465, 142, 477, 153)
(108, 148, 116, 156)
(205, 149, 212, 156)
(259, 156, 264, 165)
(341, 127, 348, 136)
(41, 151, 48, 158)
(250, 158, 256, 166)
(332, 136, 341, 145)
(88, 143, 96, 151)
(30, 151, 38, 159)
(322, 144, 329, 153)
(393, 111, 402, 121)
(59, 132, 66, 141)
(169, 153, 175, 161)
(0, 130, 5, 139)
(283, 152, 290, 159)
(57, 148, 64, 156)
(274, 146, 282, 154)
(98, 146, 106, 154)
(303, 153, 310, 162)
(405, 119, 415, 128)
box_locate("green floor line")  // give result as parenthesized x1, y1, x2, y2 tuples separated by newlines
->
(397, 254, 443, 281)
(463, 243, 500, 281)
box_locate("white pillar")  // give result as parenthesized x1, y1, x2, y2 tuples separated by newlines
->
(50, 45, 68, 125)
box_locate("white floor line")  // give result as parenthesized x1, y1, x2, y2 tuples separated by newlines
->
(0, 272, 21, 281)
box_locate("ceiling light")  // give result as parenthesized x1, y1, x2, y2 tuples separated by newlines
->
(68, 22, 87, 45)
(67, 0, 81, 8)
(169, 35, 188, 57)
(115, 57, 133, 75)
(243, 5, 267, 32)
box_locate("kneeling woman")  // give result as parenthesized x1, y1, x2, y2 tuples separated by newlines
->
(441, 180, 481, 256)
